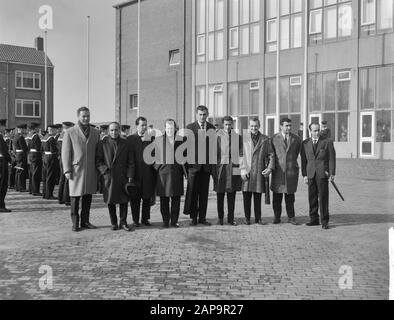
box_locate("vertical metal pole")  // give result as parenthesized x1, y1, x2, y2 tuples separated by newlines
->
(44, 30, 48, 129)
(205, 0, 209, 115)
(275, 0, 280, 132)
(303, 0, 309, 140)
(87, 16, 90, 109)
(137, 0, 141, 117)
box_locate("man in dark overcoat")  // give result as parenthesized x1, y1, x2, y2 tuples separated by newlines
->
(127, 117, 156, 227)
(96, 122, 134, 231)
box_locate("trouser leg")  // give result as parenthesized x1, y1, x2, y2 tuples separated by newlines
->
(227, 192, 236, 223)
(70, 196, 80, 227)
(80, 194, 93, 225)
(285, 193, 295, 218)
(170, 196, 180, 225)
(253, 192, 262, 222)
(119, 203, 128, 226)
(308, 176, 320, 222)
(217, 192, 225, 220)
(141, 198, 151, 222)
(160, 197, 170, 224)
(243, 192, 252, 221)
(108, 203, 117, 226)
(273, 193, 283, 220)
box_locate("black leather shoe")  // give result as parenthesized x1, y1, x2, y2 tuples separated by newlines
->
(244, 219, 251, 225)
(288, 218, 299, 225)
(228, 221, 237, 226)
(81, 222, 97, 229)
(218, 219, 224, 225)
(0, 208, 12, 213)
(65, 202, 71, 206)
(133, 222, 141, 228)
(171, 223, 180, 228)
(111, 225, 118, 231)
(47, 196, 58, 200)
(120, 224, 133, 232)
(33, 193, 43, 196)
(256, 219, 267, 225)
(19, 189, 28, 192)
(200, 220, 211, 226)
(190, 220, 198, 226)
(72, 226, 80, 232)
(322, 223, 329, 230)
(273, 219, 281, 224)
(142, 220, 152, 226)
(306, 220, 320, 226)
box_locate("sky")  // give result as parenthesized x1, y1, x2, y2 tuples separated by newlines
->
(0, 0, 121, 123)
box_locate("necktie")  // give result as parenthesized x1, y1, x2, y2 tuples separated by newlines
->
(201, 123, 205, 131)
(313, 139, 317, 154)
(284, 135, 288, 149)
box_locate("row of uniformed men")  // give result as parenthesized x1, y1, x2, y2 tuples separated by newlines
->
(0, 119, 132, 212)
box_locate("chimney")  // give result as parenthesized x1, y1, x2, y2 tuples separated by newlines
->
(35, 36, 44, 51)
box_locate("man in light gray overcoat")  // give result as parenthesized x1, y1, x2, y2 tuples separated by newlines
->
(62, 107, 101, 232)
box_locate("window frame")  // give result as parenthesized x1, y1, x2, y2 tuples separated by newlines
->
(15, 99, 41, 118)
(169, 49, 181, 66)
(129, 94, 139, 110)
(361, 0, 376, 26)
(15, 71, 41, 91)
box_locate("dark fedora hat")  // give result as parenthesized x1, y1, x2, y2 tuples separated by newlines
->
(125, 180, 138, 199)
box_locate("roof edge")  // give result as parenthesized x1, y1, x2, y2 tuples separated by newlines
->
(113, 0, 141, 9)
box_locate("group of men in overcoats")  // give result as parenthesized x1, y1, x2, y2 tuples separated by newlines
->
(0, 104, 336, 232)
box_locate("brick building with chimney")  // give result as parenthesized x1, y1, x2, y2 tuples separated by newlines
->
(0, 37, 54, 129)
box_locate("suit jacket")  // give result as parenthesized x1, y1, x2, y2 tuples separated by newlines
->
(153, 134, 186, 197)
(240, 131, 274, 193)
(62, 125, 100, 197)
(185, 121, 216, 173)
(270, 132, 301, 194)
(127, 133, 156, 199)
(96, 137, 133, 204)
(301, 137, 336, 179)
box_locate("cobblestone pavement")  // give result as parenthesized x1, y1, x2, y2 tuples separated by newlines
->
(0, 159, 393, 300)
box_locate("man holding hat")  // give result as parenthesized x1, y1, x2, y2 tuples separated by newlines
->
(0, 119, 12, 212)
(42, 125, 59, 200)
(57, 122, 74, 205)
(27, 123, 42, 196)
(96, 122, 134, 231)
(13, 124, 28, 192)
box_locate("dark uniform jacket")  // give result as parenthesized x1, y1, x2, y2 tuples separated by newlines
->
(12, 133, 28, 170)
(28, 133, 42, 164)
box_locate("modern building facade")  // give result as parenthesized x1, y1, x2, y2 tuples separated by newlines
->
(115, 0, 394, 160)
(114, 0, 193, 130)
(0, 37, 54, 129)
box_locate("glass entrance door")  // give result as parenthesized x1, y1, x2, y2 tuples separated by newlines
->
(360, 111, 375, 157)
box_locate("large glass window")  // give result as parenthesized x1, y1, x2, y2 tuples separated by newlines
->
(228, 80, 260, 134)
(309, 0, 352, 44)
(360, 65, 394, 142)
(265, 78, 276, 114)
(267, 0, 303, 52)
(229, 0, 261, 57)
(196, 0, 224, 63)
(361, 0, 394, 36)
(279, 75, 302, 132)
(309, 70, 351, 141)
